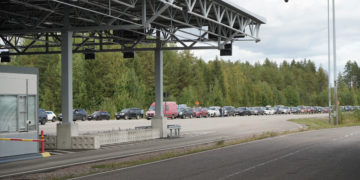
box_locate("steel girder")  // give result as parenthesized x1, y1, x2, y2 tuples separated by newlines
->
(0, 0, 265, 56)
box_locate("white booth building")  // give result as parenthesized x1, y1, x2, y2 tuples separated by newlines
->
(0, 66, 39, 158)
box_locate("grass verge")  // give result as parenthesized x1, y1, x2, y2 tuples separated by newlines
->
(290, 111, 360, 130)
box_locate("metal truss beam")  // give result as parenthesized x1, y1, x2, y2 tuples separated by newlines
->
(0, 0, 265, 55)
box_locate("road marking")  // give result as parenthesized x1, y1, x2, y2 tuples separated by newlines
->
(219, 146, 311, 180)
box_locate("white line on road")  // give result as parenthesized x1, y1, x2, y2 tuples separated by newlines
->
(218, 146, 311, 180)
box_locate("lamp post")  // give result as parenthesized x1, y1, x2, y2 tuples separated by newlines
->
(332, 0, 338, 125)
(285, 0, 337, 124)
(327, 0, 332, 124)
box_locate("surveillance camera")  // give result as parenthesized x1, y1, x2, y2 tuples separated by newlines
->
(26, 120, 32, 125)
(284, 0, 289, 2)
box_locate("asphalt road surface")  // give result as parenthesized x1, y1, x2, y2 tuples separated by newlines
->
(75, 126, 360, 180)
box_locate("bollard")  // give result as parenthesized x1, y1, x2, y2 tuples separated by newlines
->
(41, 130, 44, 153)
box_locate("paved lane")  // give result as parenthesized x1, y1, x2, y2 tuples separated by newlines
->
(2, 114, 324, 178)
(76, 127, 360, 180)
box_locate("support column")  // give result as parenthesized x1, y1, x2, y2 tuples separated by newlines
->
(57, 8, 78, 149)
(61, 30, 73, 125)
(152, 30, 167, 138)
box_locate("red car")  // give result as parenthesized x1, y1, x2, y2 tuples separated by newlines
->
(306, 107, 314, 114)
(200, 108, 210, 118)
(193, 107, 209, 118)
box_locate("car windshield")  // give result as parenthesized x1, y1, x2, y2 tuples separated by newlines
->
(46, 112, 51, 114)
(92, 111, 100, 115)
(121, 109, 129, 113)
(149, 105, 155, 111)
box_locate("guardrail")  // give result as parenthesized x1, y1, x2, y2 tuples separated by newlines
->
(135, 125, 181, 138)
(167, 124, 181, 137)
(0, 130, 46, 155)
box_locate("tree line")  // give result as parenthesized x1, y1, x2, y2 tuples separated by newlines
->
(4, 48, 359, 117)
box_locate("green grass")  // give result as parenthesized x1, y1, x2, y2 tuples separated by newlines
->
(290, 111, 360, 130)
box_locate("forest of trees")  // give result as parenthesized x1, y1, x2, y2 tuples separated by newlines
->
(3, 49, 359, 117)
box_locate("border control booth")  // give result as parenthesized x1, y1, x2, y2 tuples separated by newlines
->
(0, 66, 39, 158)
(0, 0, 265, 149)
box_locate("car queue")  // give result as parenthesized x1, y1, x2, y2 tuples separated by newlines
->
(38, 103, 360, 125)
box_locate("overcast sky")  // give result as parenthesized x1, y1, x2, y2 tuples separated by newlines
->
(192, 0, 360, 79)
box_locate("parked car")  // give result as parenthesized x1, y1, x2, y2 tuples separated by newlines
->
(88, 111, 110, 120)
(238, 107, 251, 116)
(305, 106, 314, 114)
(177, 107, 194, 119)
(46, 111, 57, 122)
(256, 107, 265, 115)
(193, 107, 203, 118)
(249, 107, 259, 115)
(345, 106, 354, 112)
(264, 107, 276, 115)
(297, 106, 306, 113)
(223, 106, 236, 116)
(115, 108, 143, 120)
(38, 109, 47, 125)
(208, 106, 220, 117)
(58, 108, 87, 121)
(146, 102, 178, 120)
(276, 106, 290, 114)
(290, 107, 300, 114)
(201, 108, 210, 118)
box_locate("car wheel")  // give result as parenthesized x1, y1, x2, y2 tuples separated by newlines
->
(136, 115, 140, 120)
(190, 115, 193, 119)
(82, 116, 86, 121)
(124, 115, 128, 120)
(116, 118, 120, 120)
(52, 117, 56, 122)
(171, 114, 175, 119)
(41, 119, 46, 125)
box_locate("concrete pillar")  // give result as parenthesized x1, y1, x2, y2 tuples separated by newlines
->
(151, 30, 167, 138)
(57, 8, 78, 149)
(60, 30, 73, 125)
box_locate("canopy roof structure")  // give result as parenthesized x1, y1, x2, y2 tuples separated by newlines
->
(0, 0, 266, 55)
(0, 0, 266, 141)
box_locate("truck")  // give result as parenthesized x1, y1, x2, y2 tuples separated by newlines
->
(146, 102, 178, 120)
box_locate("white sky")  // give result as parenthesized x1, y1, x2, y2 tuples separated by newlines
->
(192, 0, 360, 80)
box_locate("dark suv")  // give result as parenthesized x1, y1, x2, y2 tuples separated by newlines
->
(177, 107, 194, 119)
(58, 108, 87, 121)
(115, 108, 144, 120)
(223, 106, 236, 116)
(38, 109, 47, 125)
(88, 111, 111, 120)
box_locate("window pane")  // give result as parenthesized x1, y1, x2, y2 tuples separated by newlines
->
(27, 96, 36, 131)
(0, 96, 17, 132)
(18, 96, 26, 131)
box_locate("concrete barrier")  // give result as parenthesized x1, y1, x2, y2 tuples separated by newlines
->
(44, 135, 56, 149)
(72, 136, 99, 149)
(44, 128, 161, 150)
